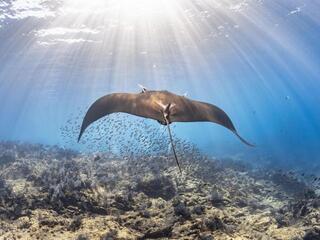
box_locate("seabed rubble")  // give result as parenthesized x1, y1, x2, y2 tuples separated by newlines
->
(0, 141, 319, 240)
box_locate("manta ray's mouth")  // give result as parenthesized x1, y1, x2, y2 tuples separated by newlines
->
(157, 120, 170, 125)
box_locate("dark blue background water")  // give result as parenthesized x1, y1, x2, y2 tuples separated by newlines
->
(0, 0, 319, 171)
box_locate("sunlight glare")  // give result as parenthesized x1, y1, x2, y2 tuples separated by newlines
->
(63, 0, 175, 20)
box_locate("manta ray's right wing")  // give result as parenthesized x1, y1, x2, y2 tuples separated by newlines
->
(170, 97, 254, 147)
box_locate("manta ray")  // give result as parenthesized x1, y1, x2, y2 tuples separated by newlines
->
(78, 88, 253, 172)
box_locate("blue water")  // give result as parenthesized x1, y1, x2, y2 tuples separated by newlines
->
(0, 0, 319, 171)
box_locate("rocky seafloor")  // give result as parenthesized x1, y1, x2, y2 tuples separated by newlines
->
(0, 141, 319, 240)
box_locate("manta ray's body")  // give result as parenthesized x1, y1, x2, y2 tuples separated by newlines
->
(78, 90, 253, 172)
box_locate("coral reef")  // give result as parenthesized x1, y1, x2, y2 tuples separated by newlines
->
(0, 141, 319, 240)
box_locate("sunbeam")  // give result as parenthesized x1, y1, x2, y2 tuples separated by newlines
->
(0, 0, 319, 167)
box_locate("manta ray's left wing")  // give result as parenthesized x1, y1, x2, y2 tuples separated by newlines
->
(78, 92, 159, 142)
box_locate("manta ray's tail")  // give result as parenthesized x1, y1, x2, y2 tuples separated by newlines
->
(233, 131, 255, 147)
(166, 123, 182, 173)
